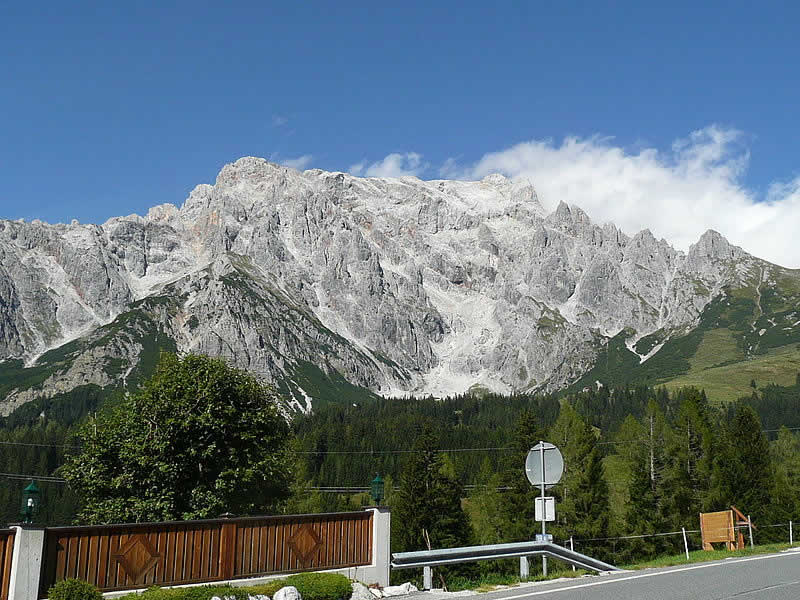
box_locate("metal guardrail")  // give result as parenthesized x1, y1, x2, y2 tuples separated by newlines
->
(392, 540, 620, 589)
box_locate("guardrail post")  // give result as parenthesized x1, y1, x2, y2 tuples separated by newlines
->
(519, 556, 529, 579)
(8, 524, 45, 600)
(423, 566, 432, 590)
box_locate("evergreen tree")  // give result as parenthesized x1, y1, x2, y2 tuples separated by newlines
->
(496, 409, 544, 542)
(465, 458, 506, 545)
(661, 389, 715, 531)
(550, 404, 610, 546)
(710, 403, 773, 525)
(392, 429, 472, 553)
(620, 402, 671, 558)
(769, 427, 800, 524)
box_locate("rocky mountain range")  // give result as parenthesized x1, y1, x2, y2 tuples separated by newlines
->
(1, 157, 799, 414)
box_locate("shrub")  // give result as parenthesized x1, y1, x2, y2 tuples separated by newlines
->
(118, 574, 351, 600)
(48, 579, 103, 600)
(124, 585, 248, 600)
(179, 586, 249, 600)
(247, 573, 353, 600)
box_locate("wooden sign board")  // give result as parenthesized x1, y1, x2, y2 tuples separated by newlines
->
(700, 507, 750, 551)
(700, 510, 736, 550)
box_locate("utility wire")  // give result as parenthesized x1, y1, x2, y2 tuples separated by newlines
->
(291, 446, 513, 455)
(0, 440, 79, 450)
(0, 471, 66, 483)
(0, 426, 798, 455)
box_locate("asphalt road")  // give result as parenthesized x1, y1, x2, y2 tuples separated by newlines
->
(476, 550, 800, 599)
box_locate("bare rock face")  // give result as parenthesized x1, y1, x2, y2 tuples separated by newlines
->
(0, 157, 777, 410)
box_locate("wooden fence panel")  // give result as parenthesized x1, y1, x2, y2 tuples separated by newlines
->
(39, 511, 373, 598)
(232, 512, 372, 578)
(0, 529, 15, 600)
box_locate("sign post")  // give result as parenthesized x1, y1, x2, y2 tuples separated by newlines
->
(539, 444, 546, 576)
(525, 441, 564, 578)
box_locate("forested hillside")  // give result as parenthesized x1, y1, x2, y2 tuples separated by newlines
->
(290, 381, 800, 561)
(2, 369, 800, 569)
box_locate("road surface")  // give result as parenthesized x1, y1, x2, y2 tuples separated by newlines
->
(474, 549, 800, 599)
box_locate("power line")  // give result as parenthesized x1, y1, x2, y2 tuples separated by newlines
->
(0, 425, 797, 456)
(302, 484, 516, 494)
(293, 426, 800, 455)
(0, 471, 66, 483)
(291, 446, 513, 455)
(0, 440, 79, 450)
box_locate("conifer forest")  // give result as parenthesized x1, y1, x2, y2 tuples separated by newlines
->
(2, 361, 800, 571)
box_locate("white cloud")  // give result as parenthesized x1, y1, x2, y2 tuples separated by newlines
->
(358, 152, 427, 178)
(272, 115, 288, 127)
(281, 154, 313, 170)
(441, 126, 800, 268)
(348, 161, 366, 176)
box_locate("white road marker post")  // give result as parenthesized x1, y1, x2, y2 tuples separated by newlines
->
(682, 527, 689, 560)
(570, 536, 575, 571)
(748, 515, 754, 549)
(790, 521, 793, 546)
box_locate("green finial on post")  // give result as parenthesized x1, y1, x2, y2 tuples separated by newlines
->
(370, 474, 384, 505)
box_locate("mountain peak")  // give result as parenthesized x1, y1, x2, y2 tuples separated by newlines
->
(0, 160, 785, 412)
(689, 229, 744, 262)
(481, 173, 509, 185)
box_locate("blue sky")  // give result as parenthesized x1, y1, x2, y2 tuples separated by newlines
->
(2, 2, 799, 265)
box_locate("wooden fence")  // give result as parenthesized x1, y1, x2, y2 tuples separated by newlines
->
(38, 511, 373, 597)
(0, 529, 14, 600)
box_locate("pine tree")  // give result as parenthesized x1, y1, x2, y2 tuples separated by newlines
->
(496, 409, 544, 542)
(550, 404, 610, 545)
(661, 389, 715, 531)
(619, 403, 671, 559)
(465, 458, 506, 544)
(392, 429, 472, 553)
(769, 427, 800, 524)
(710, 404, 773, 525)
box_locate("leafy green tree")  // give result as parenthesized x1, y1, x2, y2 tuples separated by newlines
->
(392, 429, 471, 553)
(61, 353, 293, 523)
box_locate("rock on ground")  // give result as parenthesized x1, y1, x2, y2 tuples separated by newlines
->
(382, 583, 419, 597)
(274, 586, 301, 600)
(351, 582, 374, 600)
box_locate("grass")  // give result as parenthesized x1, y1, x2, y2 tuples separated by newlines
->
(685, 328, 745, 371)
(445, 569, 589, 592)
(663, 343, 800, 403)
(625, 542, 794, 570)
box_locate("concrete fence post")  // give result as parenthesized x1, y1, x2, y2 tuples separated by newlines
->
(8, 524, 45, 600)
(367, 507, 391, 587)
